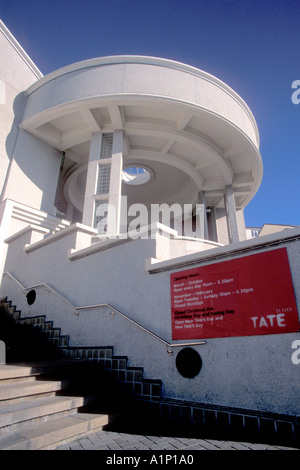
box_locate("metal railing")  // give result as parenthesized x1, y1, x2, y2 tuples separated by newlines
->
(2, 272, 207, 355)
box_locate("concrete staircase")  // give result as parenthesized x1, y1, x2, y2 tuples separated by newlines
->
(0, 298, 162, 450)
(0, 360, 126, 450)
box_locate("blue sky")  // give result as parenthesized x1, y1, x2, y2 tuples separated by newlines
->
(1, 0, 299, 228)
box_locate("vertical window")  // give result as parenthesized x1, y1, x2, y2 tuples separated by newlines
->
(97, 164, 111, 194)
(100, 133, 113, 159)
(93, 133, 115, 233)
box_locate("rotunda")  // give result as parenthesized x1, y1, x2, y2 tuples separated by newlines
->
(5, 55, 263, 244)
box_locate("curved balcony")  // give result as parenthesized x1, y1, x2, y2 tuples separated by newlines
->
(20, 56, 262, 212)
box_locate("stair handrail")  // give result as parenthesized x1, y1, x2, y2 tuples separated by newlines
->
(2, 272, 207, 354)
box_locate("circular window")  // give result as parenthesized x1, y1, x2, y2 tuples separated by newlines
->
(122, 166, 152, 186)
(176, 347, 202, 378)
(26, 290, 36, 306)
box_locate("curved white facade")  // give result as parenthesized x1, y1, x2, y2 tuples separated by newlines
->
(3, 55, 263, 245)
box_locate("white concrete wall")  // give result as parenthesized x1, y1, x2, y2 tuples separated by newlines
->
(0, 198, 70, 280)
(1, 129, 61, 214)
(1, 225, 300, 416)
(215, 208, 230, 245)
(22, 57, 259, 150)
(0, 20, 42, 201)
(236, 208, 247, 241)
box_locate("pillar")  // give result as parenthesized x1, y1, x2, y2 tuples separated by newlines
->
(107, 129, 123, 236)
(224, 184, 239, 244)
(82, 131, 124, 237)
(82, 132, 102, 227)
(197, 191, 208, 239)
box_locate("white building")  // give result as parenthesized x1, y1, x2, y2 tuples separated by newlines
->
(0, 20, 300, 446)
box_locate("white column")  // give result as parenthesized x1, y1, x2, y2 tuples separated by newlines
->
(107, 130, 123, 236)
(197, 191, 208, 239)
(66, 201, 74, 221)
(82, 132, 102, 227)
(224, 184, 239, 244)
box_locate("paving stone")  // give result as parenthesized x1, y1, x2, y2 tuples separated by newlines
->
(235, 443, 256, 450)
(158, 443, 179, 450)
(133, 441, 150, 450)
(88, 434, 104, 446)
(106, 441, 123, 450)
(110, 435, 128, 445)
(56, 443, 71, 450)
(174, 437, 198, 444)
(92, 444, 110, 450)
(136, 435, 159, 446)
(167, 439, 188, 449)
(93, 432, 116, 443)
(118, 432, 140, 442)
(112, 438, 140, 450)
(69, 443, 83, 450)
(145, 434, 168, 444)
(55, 428, 300, 451)
(192, 440, 222, 450)
(183, 444, 209, 450)
(78, 438, 95, 450)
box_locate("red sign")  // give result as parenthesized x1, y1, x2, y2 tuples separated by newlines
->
(170, 248, 299, 340)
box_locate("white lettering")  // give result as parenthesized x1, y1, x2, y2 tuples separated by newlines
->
(291, 80, 300, 104)
(106, 455, 141, 467)
(259, 316, 268, 328)
(96, 198, 205, 239)
(127, 203, 149, 238)
(266, 314, 276, 326)
(291, 340, 300, 365)
(250, 314, 286, 329)
(277, 313, 286, 327)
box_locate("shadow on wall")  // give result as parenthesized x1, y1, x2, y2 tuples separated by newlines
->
(1, 91, 27, 201)
(2, 91, 61, 214)
(0, 304, 64, 363)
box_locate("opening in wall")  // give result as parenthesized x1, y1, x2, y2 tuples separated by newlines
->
(176, 347, 202, 378)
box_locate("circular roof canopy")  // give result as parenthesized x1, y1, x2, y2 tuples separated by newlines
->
(21, 56, 263, 211)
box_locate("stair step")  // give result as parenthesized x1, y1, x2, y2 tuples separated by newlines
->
(0, 378, 69, 401)
(0, 395, 90, 427)
(0, 364, 41, 381)
(18, 317, 46, 326)
(0, 394, 98, 438)
(0, 297, 162, 449)
(0, 412, 112, 450)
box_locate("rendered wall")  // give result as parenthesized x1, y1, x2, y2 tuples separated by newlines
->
(1, 225, 300, 417)
(0, 21, 42, 201)
(1, 129, 61, 214)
